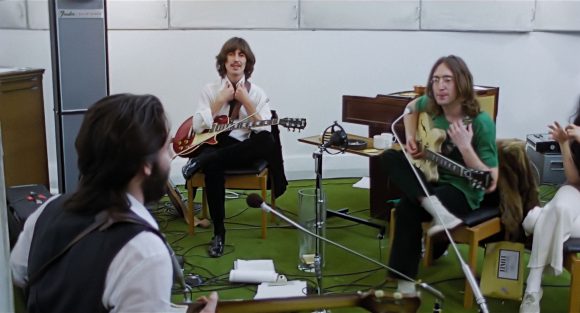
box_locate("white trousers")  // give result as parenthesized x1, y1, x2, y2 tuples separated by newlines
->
(527, 185, 580, 275)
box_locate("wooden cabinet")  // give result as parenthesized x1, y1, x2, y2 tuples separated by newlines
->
(0, 67, 48, 187)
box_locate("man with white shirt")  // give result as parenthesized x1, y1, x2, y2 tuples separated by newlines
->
(182, 37, 285, 258)
(11, 94, 217, 313)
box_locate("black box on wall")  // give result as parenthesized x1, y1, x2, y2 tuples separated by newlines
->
(526, 145, 565, 185)
(6, 184, 52, 248)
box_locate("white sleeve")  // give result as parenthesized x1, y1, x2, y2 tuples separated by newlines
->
(10, 195, 60, 288)
(252, 85, 272, 132)
(104, 232, 174, 313)
(193, 85, 217, 134)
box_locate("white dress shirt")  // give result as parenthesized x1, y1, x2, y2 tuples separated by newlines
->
(193, 76, 272, 142)
(10, 194, 178, 313)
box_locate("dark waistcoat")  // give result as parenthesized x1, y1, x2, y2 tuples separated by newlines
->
(26, 196, 148, 313)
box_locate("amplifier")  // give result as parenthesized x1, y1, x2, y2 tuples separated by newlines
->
(525, 146, 565, 185)
(6, 184, 52, 248)
(526, 133, 560, 154)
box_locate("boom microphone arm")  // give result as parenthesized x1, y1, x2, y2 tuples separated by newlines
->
(245, 193, 445, 302)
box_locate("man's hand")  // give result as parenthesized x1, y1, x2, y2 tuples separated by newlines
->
(234, 81, 251, 105)
(447, 120, 473, 151)
(405, 137, 423, 159)
(197, 292, 218, 313)
(217, 81, 235, 104)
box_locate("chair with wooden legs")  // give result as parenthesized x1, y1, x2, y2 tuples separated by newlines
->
(388, 139, 539, 309)
(564, 238, 580, 313)
(421, 204, 502, 309)
(185, 160, 276, 238)
(388, 193, 502, 309)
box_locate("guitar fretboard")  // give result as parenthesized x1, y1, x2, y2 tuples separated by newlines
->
(424, 150, 465, 177)
(211, 119, 279, 132)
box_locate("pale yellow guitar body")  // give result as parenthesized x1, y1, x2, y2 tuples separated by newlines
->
(412, 112, 446, 182)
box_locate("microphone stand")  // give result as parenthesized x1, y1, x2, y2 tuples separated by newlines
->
(168, 244, 193, 304)
(246, 194, 445, 302)
(307, 121, 348, 295)
(391, 109, 489, 313)
(312, 144, 325, 296)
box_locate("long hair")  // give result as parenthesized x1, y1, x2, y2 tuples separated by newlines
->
(425, 55, 480, 118)
(64, 94, 169, 214)
(215, 37, 256, 79)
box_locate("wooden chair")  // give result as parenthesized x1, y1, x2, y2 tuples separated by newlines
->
(388, 192, 502, 309)
(421, 201, 502, 309)
(185, 160, 276, 238)
(564, 238, 580, 313)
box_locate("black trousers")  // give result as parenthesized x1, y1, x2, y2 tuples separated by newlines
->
(199, 131, 276, 238)
(380, 149, 471, 279)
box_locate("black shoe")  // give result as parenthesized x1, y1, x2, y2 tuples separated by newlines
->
(182, 157, 202, 180)
(208, 235, 224, 258)
(432, 241, 449, 261)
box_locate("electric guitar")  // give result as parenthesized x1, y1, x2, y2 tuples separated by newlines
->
(412, 112, 492, 190)
(185, 290, 420, 313)
(173, 115, 307, 158)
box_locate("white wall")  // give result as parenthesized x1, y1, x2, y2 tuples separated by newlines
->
(106, 30, 580, 186)
(1, 2, 580, 191)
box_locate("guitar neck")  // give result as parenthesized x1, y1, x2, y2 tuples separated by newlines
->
(212, 119, 278, 132)
(423, 149, 466, 178)
(185, 291, 420, 313)
(187, 294, 360, 313)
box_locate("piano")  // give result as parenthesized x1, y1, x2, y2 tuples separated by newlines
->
(343, 87, 499, 219)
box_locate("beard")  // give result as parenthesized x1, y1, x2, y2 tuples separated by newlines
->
(142, 161, 170, 206)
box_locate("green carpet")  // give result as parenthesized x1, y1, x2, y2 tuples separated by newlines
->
(154, 179, 570, 313)
(11, 179, 568, 312)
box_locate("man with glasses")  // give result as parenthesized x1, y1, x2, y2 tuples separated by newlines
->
(379, 55, 498, 295)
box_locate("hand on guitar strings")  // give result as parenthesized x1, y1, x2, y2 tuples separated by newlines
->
(405, 137, 423, 159)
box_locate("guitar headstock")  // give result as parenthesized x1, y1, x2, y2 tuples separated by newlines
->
(279, 118, 307, 132)
(466, 169, 492, 190)
(358, 290, 421, 313)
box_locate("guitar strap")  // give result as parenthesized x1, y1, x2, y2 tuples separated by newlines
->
(228, 81, 251, 120)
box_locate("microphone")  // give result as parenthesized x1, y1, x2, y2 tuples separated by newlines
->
(321, 130, 347, 149)
(246, 193, 273, 213)
(245, 193, 445, 302)
(320, 121, 348, 152)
